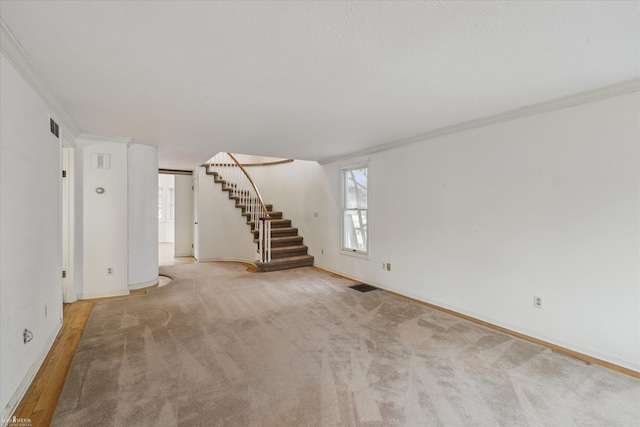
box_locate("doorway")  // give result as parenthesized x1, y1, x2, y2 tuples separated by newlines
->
(158, 172, 195, 266)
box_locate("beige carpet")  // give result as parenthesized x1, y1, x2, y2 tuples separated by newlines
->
(53, 262, 639, 426)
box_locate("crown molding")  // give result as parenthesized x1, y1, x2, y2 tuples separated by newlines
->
(78, 132, 132, 144)
(318, 78, 640, 165)
(1, 19, 81, 138)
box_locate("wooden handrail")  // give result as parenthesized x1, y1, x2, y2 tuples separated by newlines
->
(227, 153, 271, 220)
(208, 158, 293, 168)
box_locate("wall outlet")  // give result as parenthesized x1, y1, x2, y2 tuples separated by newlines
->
(533, 295, 543, 309)
(107, 267, 113, 275)
(386, 263, 391, 271)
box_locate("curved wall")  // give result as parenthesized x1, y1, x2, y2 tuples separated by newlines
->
(128, 143, 159, 289)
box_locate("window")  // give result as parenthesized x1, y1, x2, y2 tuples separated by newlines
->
(158, 188, 164, 222)
(342, 164, 368, 256)
(169, 188, 175, 221)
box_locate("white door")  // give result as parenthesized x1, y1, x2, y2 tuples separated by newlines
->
(193, 176, 199, 260)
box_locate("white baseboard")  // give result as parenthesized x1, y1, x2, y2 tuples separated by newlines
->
(196, 257, 255, 264)
(79, 288, 130, 300)
(1, 321, 62, 427)
(128, 277, 158, 290)
(313, 263, 377, 286)
(173, 251, 193, 257)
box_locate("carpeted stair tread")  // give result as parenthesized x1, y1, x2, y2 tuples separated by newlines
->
(243, 211, 283, 219)
(270, 245, 309, 258)
(237, 203, 273, 212)
(253, 227, 298, 238)
(255, 236, 304, 247)
(255, 255, 314, 272)
(247, 218, 291, 229)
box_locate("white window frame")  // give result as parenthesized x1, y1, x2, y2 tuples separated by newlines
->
(341, 160, 369, 258)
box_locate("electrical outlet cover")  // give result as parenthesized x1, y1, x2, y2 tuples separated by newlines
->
(533, 296, 543, 309)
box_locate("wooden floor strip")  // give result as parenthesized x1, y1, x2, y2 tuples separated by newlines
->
(10, 245, 194, 425)
(11, 300, 95, 427)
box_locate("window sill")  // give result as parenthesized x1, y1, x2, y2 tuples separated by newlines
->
(341, 248, 369, 260)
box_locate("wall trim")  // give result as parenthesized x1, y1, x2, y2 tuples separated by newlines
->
(0, 19, 80, 138)
(173, 251, 194, 257)
(318, 78, 640, 165)
(1, 321, 62, 427)
(79, 289, 130, 300)
(197, 257, 256, 265)
(312, 265, 639, 379)
(78, 132, 132, 144)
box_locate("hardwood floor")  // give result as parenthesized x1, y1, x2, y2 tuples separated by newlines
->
(159, 242, 196, 266)
(10, 243, 196, 426)
(11, 300, 94, 427)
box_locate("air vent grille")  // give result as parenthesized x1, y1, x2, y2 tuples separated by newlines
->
(91, 153, 111, 169)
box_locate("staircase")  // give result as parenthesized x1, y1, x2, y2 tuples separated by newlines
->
(208, 170, 314, 272)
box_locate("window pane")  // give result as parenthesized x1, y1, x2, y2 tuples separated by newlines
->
(343, 165, 368, 254)
(344, 209, 367, 251)
(345, 168, 367, 209)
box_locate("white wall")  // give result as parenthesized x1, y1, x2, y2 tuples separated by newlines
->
(312, 92, 640, 371)
(248, 160, 327, 258)
(129, 144, 159, 289)
(196, 167, 256, 262)
(77, 137, 130, 299)
(0, 52, 64, 419)
(174, 174, 194, 257)
(158, 174, 174, 243)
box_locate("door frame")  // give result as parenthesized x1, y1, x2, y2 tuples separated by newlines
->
(193, 175, 199, 260)
(61, 140, 76, 303)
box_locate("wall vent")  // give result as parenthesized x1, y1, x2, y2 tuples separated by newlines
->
(49, 117, 59, 138)
(91, 153, 111, 169)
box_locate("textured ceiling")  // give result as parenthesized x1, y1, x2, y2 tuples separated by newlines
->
(1, 1, 639, 170)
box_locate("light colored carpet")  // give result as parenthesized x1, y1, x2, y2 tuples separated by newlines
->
(53, 262, 639, 426)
